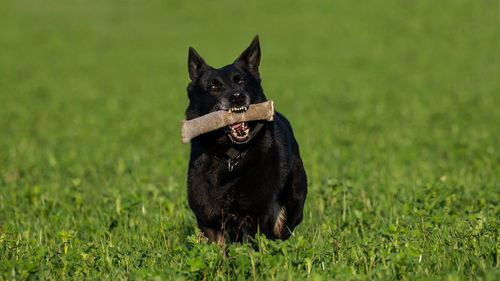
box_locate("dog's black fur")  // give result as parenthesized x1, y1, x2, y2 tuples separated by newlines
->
(185, 36, 307, 243)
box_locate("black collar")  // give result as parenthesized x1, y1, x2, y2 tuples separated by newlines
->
(214, 122, 265, 172)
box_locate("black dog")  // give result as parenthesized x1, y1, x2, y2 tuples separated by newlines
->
(185, 36, 307, 243)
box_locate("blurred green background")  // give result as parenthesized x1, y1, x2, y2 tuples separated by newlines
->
(1, 0, 499, 280)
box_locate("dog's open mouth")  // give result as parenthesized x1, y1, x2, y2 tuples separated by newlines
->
(228, 122, 249, 143)
(226, 106, 250, 144)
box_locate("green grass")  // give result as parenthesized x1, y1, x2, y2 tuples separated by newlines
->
(1, 0, 499, 280)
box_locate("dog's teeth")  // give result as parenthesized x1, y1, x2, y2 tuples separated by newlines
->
(229, 106, 248, 114)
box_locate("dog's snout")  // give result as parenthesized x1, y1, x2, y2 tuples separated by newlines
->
(229, 92, 247, 105)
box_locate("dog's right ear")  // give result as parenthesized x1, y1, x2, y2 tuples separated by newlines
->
(188, 47, 208, 80)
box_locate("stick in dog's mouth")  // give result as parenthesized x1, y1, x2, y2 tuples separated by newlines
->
(181, 100, 274, 144)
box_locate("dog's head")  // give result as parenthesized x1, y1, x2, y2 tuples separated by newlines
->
(186, 36, 267, 145)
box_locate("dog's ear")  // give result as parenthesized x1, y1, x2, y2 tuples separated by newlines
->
(188, 47, 208, 80)
(234, 35, 261, 76)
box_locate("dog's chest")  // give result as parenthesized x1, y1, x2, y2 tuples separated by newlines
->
(215, 178, 263, 209)
(189, 146, 283, 220)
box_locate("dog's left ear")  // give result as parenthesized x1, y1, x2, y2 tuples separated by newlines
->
(234, 35, 261, 76)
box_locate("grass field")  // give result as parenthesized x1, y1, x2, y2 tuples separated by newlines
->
(1, 0, 499, 280)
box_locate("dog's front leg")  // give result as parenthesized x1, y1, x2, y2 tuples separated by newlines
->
(198, 224, 225, 244)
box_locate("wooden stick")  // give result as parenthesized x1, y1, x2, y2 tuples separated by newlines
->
(181, 100, 274, 143)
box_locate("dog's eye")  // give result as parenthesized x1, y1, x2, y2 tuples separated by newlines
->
(208, 79, 222, 92)
(235, 77, 245, 85)
(208, 84, 218, 91)
(233, 75, 245, 86)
